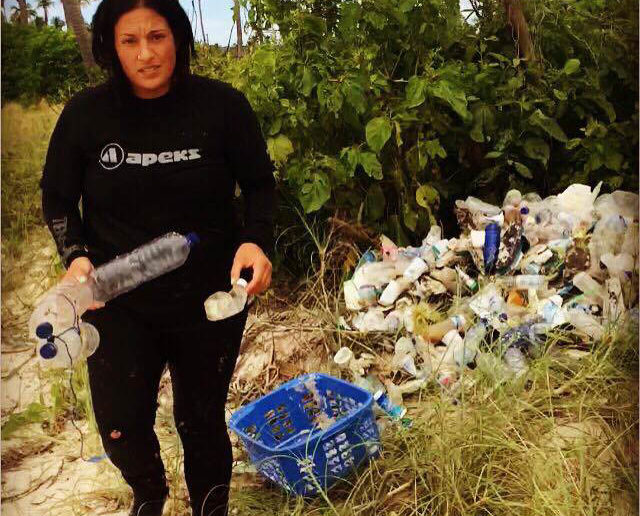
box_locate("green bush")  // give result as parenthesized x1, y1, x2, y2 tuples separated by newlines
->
(1, 22, 88, 105)
(204, 0, 638, 246)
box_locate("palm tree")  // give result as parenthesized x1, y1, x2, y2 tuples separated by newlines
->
(51, 15, 65, 29)
(197, 0, 207, 44)
(37, 0, 52, 25)
(234, 0, 243, 57)
(16, 0, 29, 24)
(10, 1, 35, 24)
(61, 0, 96, 69)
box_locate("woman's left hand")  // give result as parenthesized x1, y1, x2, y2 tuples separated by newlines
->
(230, 243, 272, 295)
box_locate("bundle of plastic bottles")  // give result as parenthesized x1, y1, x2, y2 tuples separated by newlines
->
(338, 183, 638, 412)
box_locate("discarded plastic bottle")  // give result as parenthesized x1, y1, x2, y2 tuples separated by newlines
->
(421, 315, 466, 343)
(455, 266, 478, 293)
(572, 272, 606, 305)
(204, 279, 248, 321)
(497, 275, 547, 290)
(461, 320, 488, 364)
(483, 223, 500, 273)
(504, 346, 528, 377)
(92, 232, 200, 301)
(373, 390, 407, 420)
(35, 321, 99, 369)
(29, 232, 199, 367)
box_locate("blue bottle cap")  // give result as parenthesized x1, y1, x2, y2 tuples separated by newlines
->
(36, 322, 53, 339)
(520, 206, 530, 215)
(39, 341, 58, 359)
(185, 232, 200, 247)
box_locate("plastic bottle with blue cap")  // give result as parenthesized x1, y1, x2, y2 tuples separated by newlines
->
(29, 231, 199, 368)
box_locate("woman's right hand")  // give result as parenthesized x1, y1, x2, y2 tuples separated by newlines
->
(64, 257, 105, 310)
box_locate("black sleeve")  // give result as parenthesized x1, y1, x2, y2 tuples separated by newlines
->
(224, 88, 277, 257)
(40, 99, 89, 268)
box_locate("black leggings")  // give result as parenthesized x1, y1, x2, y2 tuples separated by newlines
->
(84, 302, 247, 516)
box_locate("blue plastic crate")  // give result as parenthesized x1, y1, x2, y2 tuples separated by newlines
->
(229, 373, 380, 496)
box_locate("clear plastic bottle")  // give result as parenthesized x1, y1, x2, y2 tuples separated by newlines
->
(461, 320, 488, 364)
(572, 272, 606, 305)
(29, 232, 199, 367)
(35, 321, 99, 369)
(504, 346, 528, 377)
(497, 275, 547, 290)
(92, 232, 200, 301)
(420, 315, 466, 343)
(204, 279, 248, 321)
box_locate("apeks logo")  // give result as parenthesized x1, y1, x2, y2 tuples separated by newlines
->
(99, 143, 201, 170)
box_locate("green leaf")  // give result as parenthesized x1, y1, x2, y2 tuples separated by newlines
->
(406, 76, 426, 108)
(267, 134, 294, 164)
(394, 120, 403, 147)
(470, 104, 495, 143)
(366, 117, 392, 153)
(402, 203, 418, 231)
(301, 13, 326, 36)
(365, 184, 386, 221)
(422, 138, 447, 159)
(529, 109, 568, 142)
(416, 183, 440, 209)
(562, 58, 581, 75)
(513, 161, 533, 178)
(359, 151, 383, 179)
(605, 152, 623, 171)
(553, 89, 568, 101)
(342, 80, 367, 115)
(485, 151, 503, 159)
(524, 137, 550, 164)
(268, 118, 282, 136)
(298, 172, 331, 213)
(566, 138, 582, 150)
(301, 67, 315, 97)
(429, 80, 471, 122)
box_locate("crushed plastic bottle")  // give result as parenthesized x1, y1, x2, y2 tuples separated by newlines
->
(204, 279, 248, 321)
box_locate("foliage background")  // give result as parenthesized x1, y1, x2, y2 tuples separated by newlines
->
(2, 0, 638, 257)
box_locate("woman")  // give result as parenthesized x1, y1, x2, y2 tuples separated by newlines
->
(40, 1, 275, 515)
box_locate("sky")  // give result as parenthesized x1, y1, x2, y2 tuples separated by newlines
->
(5, 1, 473, 46)
(5, 0, 247, 46)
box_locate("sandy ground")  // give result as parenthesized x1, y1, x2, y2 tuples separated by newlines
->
(1, 230, 327, 515)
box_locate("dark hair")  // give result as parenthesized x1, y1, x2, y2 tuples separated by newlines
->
(91, 0, 195, 92)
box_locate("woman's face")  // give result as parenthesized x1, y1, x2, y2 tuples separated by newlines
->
(114, 7, 177, 99)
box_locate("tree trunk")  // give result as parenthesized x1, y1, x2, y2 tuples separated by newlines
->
(502, 0, 534, 62)
(1, 0, 6, 23)
(17, 0, 28, 24)
(61, 0, 96, 69)
(197, 0, 207, 44)
(234, 0, 243, 58)
(43, 6, 48, 25)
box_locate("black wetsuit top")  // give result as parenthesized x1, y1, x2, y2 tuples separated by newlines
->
(41, 74, 276, 317)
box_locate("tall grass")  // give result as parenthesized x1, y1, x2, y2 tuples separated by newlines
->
(1, 102, 59, 261)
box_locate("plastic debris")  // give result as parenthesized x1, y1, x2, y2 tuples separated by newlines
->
(339, 184, 638, 410)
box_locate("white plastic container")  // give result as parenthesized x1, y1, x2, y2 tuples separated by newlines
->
(204, 279, 248, 321)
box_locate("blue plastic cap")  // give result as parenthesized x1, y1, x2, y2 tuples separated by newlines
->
(520, 206, 530, 215)
(36, 322, 53, 339)
(185, 232, 200, 247)
(39, 341, 58, 359)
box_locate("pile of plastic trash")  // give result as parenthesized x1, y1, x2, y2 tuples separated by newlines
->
(337, 183, 638, 414)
